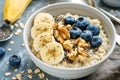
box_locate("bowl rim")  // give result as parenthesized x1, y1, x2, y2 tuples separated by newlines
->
(23, 2, 116, 70)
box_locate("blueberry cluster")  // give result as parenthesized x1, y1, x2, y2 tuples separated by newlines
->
(64, 16, 102, 47)
(0, 47, 21, 68)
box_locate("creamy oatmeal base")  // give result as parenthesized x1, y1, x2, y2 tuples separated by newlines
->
(29, 13, 109, 68)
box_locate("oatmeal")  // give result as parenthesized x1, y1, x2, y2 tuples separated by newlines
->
(29, 12, 109, 68)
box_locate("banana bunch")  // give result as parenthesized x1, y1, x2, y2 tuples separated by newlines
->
(41, 42, 64, 65)
(4, 0, 32, 23)
(31, 13, 65, 64)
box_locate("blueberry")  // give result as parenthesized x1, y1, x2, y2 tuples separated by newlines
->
(80, 30, 93, 42)
(9, 55, 21, 67)
(90, 36, 102, 47)
(69, 27, 82, 39)
(86, 24, 100, 36)
(0, 47, 6, 58)
(64, 16, 76, 25)
(75, 17, 89, 30)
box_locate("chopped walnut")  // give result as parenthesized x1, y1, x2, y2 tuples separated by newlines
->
(58, 27, 70, 39)
(53, 26, 70, 43)
(77, 47, 89, 57)
(63, 40, 73, 52)
(53, 23, 59, 29)
(64, 24, 72, 30)
(67, 49, 78, 61)
(75, 38, 89, 48)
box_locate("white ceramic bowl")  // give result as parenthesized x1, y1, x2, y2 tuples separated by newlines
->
(102, 0, 120, 7)
(23, 2, 116, 79)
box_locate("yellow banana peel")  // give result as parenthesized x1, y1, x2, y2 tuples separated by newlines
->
(4, 0, 32, 24)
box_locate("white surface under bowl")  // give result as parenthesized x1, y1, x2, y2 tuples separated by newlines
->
(23, 2, 116, 79)
(103, 0, 120, 7)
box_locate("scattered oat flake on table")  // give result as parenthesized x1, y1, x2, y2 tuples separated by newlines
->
(14, 23, 19, 27)
(12, 76, 17, 80)
(6, 61, 9, 64)
(14, 69, 18, 72)
(21, 43, 25, 47)
(17, 29, 22, 33)
(7, 48, 12, 51)
(38, 73, 45, 79)
(5, 72, 11, 76)
(14, 73, 22, 80)
(19, 23, 24, 28)
(10, 25, 14, 30)
(34, 68, 40, 74)
(28, 69, 33, 74)
(27, 74, 32, 79)
(45, 78, 49, 80)
(12, 71, 24, 80)
(14, 31, 19, 35)
(10, 40, 14, 45)
(20, 71, 24, 74)
(14, 29, 22, 35)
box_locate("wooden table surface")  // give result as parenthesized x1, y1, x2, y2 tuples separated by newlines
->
(0, 0, 120, 80)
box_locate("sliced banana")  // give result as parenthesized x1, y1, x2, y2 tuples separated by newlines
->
(31, 22, 53, 39)
(33, 32, 55, 52)
(41, 42, 64, 65)
(34, 13, 55, 25)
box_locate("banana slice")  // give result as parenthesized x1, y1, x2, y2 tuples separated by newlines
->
(41, 42, 64, 65)
(34, 13, 55, 25)
(33, 32, 55, 52)
(31, 22, 53, 39)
